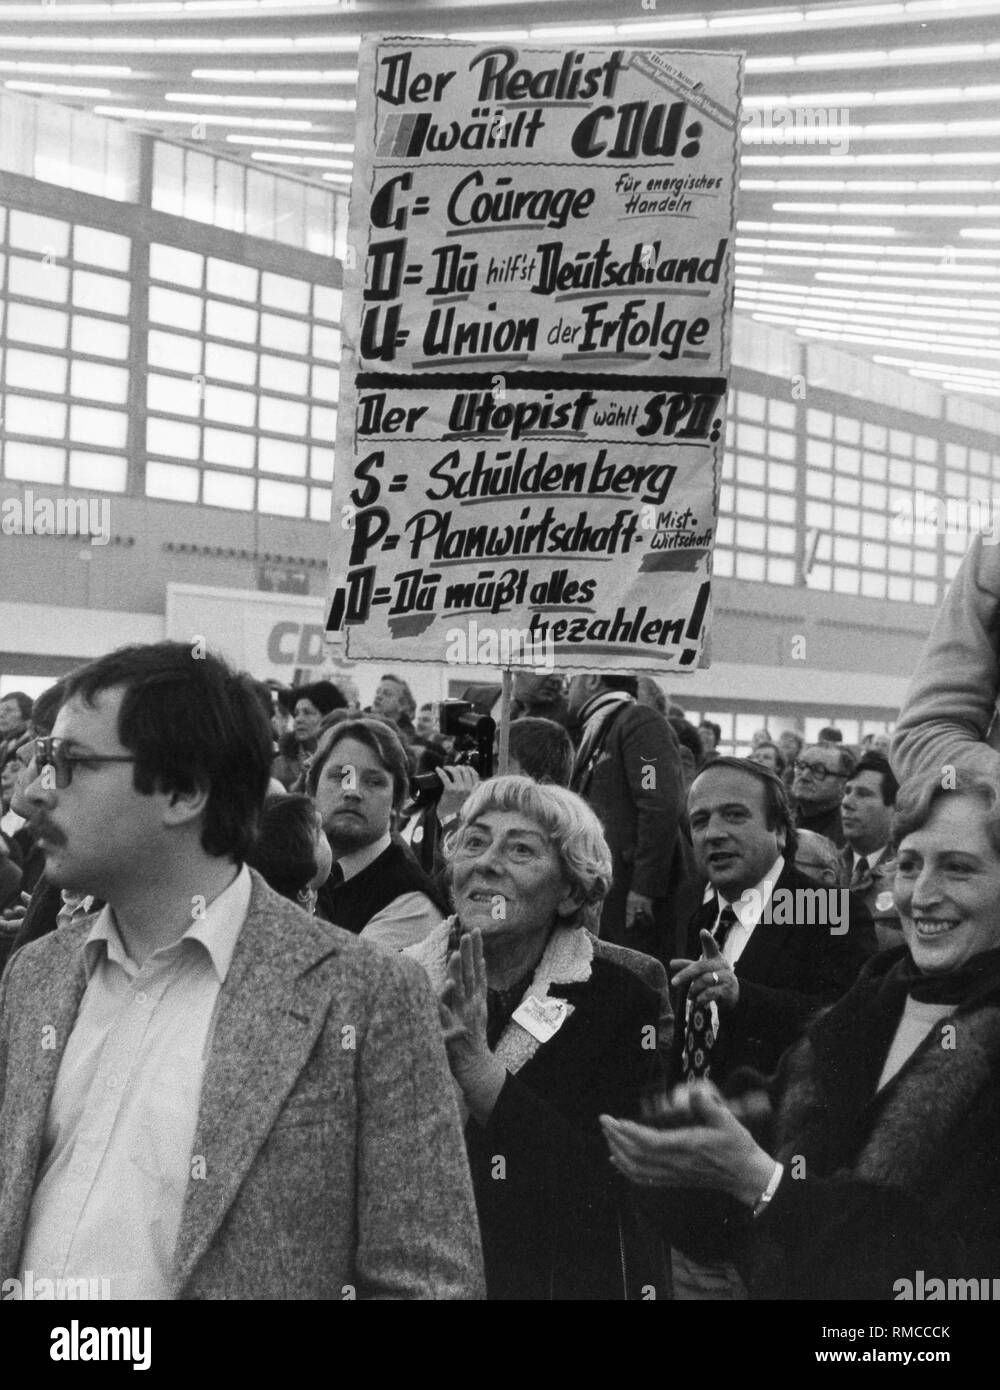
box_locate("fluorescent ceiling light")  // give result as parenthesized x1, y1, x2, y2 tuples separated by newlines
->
(873, 354, 1000, 380)
(0, 60, 131, 74)
(739, 239, 1000, 262)
(746, 87, 1000, 111)
(746, 180, 998, 192)
(740, 250, 1000, 279)
(734, 298, 999, 338)
(809, 3, 904, 17)
(752, 314, 1000, 357)
(710, 10, 804, 25)
(736, 288, 1000, 324)
(191, 69, 357, 84)
(743, 153, 1000, 167)
(616, 20, 708, 35)
(529, 26, 617, 39)
(447, 31, 530, 41)
(747, 44, 986, 73)
(0, 36, 360, 52)
(744, 92, 867, 107)
(772, 202, 1000, 216)
(741, 277, 1000, 312)
(737, 220, 897, 236)
(165, 92, 354, 110)
(961, 230, 1000, 240)
(818, 270, 1000, 293)
(941, 380, 1000, 397)
(95, 105, 313, 128)
(250, 152, 351, 168)
(226, 134, 352, 151)
(6, 80, 111, 96)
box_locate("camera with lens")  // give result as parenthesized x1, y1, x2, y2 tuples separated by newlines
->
(409, 700, 496, 806)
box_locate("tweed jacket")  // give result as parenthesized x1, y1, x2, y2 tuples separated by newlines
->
(0, 870, 485, 1300)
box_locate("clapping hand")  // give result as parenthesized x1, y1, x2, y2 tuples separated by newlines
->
(600, 1081, 776, 1207)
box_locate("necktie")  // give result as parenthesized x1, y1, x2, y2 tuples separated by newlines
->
(681, 906, 738, 1080)
(328, 862, 345, 888)
(850, 855, 870, 890)
(713, 904, 739, 952)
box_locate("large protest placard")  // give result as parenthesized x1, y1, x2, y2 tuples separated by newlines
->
(327, 38, 742, 670)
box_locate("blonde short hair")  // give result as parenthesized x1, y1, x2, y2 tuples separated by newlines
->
(445, 775, 613, 930)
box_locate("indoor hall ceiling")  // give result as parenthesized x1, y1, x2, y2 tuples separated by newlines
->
(3, 0, 999, 401)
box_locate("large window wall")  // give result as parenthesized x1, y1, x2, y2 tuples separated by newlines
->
(713, 372, 1000, 608)
(0, 205, 132, 493)
(0, 105, 343, 525)
(716, 390, 798, 587)
(145, 243, 340, 521)
(683, 707, 895, 759)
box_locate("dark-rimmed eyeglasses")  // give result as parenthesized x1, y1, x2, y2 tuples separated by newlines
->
(793, 759, 845, 782)
(34, 737, 137, 790)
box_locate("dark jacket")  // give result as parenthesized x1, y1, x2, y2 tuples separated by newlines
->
(672, 861, 877, 1083)
(0, 877, 63, 977)
(466, 953, 664, 1300)
(571, 702, 694, 963)
(316, 839, 447, 936)
(795, 800, 845, 848)
(841, 846, 903, 952)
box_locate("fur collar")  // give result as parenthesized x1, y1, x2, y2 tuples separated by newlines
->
(406, 916, 593, 1075)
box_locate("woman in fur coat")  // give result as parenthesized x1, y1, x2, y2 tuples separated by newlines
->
(603, 767, 1000, 1300)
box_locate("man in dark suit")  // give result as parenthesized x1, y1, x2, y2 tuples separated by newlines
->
(840, 750, 901, 951)
(568, 673, 693, 965)
(671, 757, 876, 1085)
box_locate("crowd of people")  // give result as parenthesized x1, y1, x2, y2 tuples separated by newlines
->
(0, 639, 998, 1301)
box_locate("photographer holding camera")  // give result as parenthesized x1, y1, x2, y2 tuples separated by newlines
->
(404, 707, 576, 877)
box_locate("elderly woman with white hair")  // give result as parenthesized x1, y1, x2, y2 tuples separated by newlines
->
(406, 775, 667, 1300)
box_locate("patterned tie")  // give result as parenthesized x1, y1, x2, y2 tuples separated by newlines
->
(850, 855, 870, 891)
(682, 906, 738, 1080)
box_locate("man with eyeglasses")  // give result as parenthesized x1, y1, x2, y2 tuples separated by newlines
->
(790, 743, 855, 848)
(0, 641, 484, 1300)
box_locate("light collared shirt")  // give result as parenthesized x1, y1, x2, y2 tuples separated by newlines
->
(57, 892, 97, 929)
(714, 854, 786, 967)
(337, 831, 443, 952)
(18, 864, 252, 1301)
